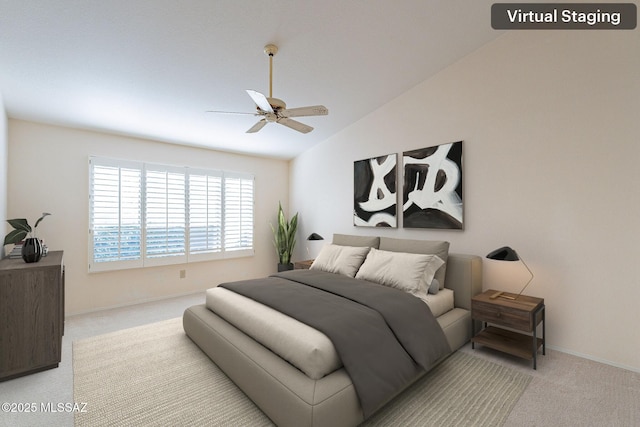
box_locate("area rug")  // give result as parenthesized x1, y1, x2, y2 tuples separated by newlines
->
(73, 317, 531, 426)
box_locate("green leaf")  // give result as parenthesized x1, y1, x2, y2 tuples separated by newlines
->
(34, 212, 51, 228)
(7, 218, 31, 233)
(4, 229, 28, 245)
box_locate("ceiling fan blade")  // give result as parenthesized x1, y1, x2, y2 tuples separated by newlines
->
(246, 90, 274, 113)
(280, 105, 328, 118)
(277, 117, 313, 134)
(246, 119, 267, 133)
(206, 110, 258, 116)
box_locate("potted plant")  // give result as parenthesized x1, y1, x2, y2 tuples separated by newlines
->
(3, 212, 51, 263)
(271, 202, 298, 271)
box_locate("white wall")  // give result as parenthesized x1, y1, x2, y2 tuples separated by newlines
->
(0, 93, 7, 253)
(7, 120, 289, 314)
(291, 30, 640, 372)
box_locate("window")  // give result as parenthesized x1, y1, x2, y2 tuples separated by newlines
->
(89, 157, 254, 272)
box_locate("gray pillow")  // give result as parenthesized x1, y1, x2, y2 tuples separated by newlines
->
(428, 278, 440, 295)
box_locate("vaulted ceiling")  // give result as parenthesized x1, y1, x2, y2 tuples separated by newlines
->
(1, 1, 503, 159)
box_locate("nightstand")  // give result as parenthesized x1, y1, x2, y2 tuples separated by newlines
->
(294, 259, 314, 269)
(471, 289, 545, 369)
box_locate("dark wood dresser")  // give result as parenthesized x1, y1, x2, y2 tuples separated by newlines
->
(0, 251, 65, 381)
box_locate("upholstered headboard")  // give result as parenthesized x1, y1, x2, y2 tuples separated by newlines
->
(331, 234, 483, 311)
(444, 253, 483, 311)
(332, 233, 380, 248)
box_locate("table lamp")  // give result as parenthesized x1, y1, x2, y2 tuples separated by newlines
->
(306, 233, 324, 258)
(486, 246, 534, 300)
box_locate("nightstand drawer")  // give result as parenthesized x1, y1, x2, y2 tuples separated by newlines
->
(472, 300, 534, 332)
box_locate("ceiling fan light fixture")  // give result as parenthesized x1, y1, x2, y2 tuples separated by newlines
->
(265, 113, 278, 123)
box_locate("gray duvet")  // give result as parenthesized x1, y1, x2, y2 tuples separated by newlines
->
(220, 269, 451, 418)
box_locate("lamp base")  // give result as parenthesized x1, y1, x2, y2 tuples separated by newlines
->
(489, 291, 516, 300)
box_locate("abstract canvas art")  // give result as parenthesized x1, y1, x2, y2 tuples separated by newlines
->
(403, 141, 463, 229)
(354, 154, 397, 227)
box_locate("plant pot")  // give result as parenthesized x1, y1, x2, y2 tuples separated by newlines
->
(21, 238, 43, 263)
(277, 263, 294, 272)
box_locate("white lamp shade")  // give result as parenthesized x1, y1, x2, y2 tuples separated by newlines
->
(484, 258, 533, 294)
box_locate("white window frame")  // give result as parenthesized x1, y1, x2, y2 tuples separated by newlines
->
(88, 156, 254, 273)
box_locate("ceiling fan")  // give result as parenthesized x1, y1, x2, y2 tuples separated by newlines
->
(208, 44, 328, 134)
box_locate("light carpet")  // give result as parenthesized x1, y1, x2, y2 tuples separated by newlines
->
(73, 317, 531, 427)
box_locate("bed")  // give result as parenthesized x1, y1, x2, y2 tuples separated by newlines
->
(183, 234, 483, 427)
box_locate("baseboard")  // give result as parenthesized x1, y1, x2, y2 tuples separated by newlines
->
(547, 344, 640, 374)
(66, 290, 204, 317)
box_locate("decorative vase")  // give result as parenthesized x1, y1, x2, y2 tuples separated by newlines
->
(277, 263, 294, 272)
(21, 238, 43, 263)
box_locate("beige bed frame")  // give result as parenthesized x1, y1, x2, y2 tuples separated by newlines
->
(183, 246, 482, 427)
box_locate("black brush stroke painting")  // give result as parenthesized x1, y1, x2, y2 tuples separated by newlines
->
(354, 154, 397, 227)
(403, 141, 463, 230)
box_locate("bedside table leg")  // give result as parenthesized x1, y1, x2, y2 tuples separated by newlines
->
(532, 330, 537, 370)
(532, 304, 546, 369)
(542, 307, 546, 355)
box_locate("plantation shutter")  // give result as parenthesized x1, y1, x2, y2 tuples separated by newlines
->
(89, 157, 143, 271)
(224, 172, 254, 255)
(188, 170, 223, 258)
(89, 157, 254, 272)
(144, 165, 187, 265)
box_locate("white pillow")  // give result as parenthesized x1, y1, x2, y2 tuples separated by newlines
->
(310, 244, 371, 277)
(355, 248, 444, 299)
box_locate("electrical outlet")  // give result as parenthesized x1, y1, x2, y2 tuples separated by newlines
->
(180, 269, 186, 279)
